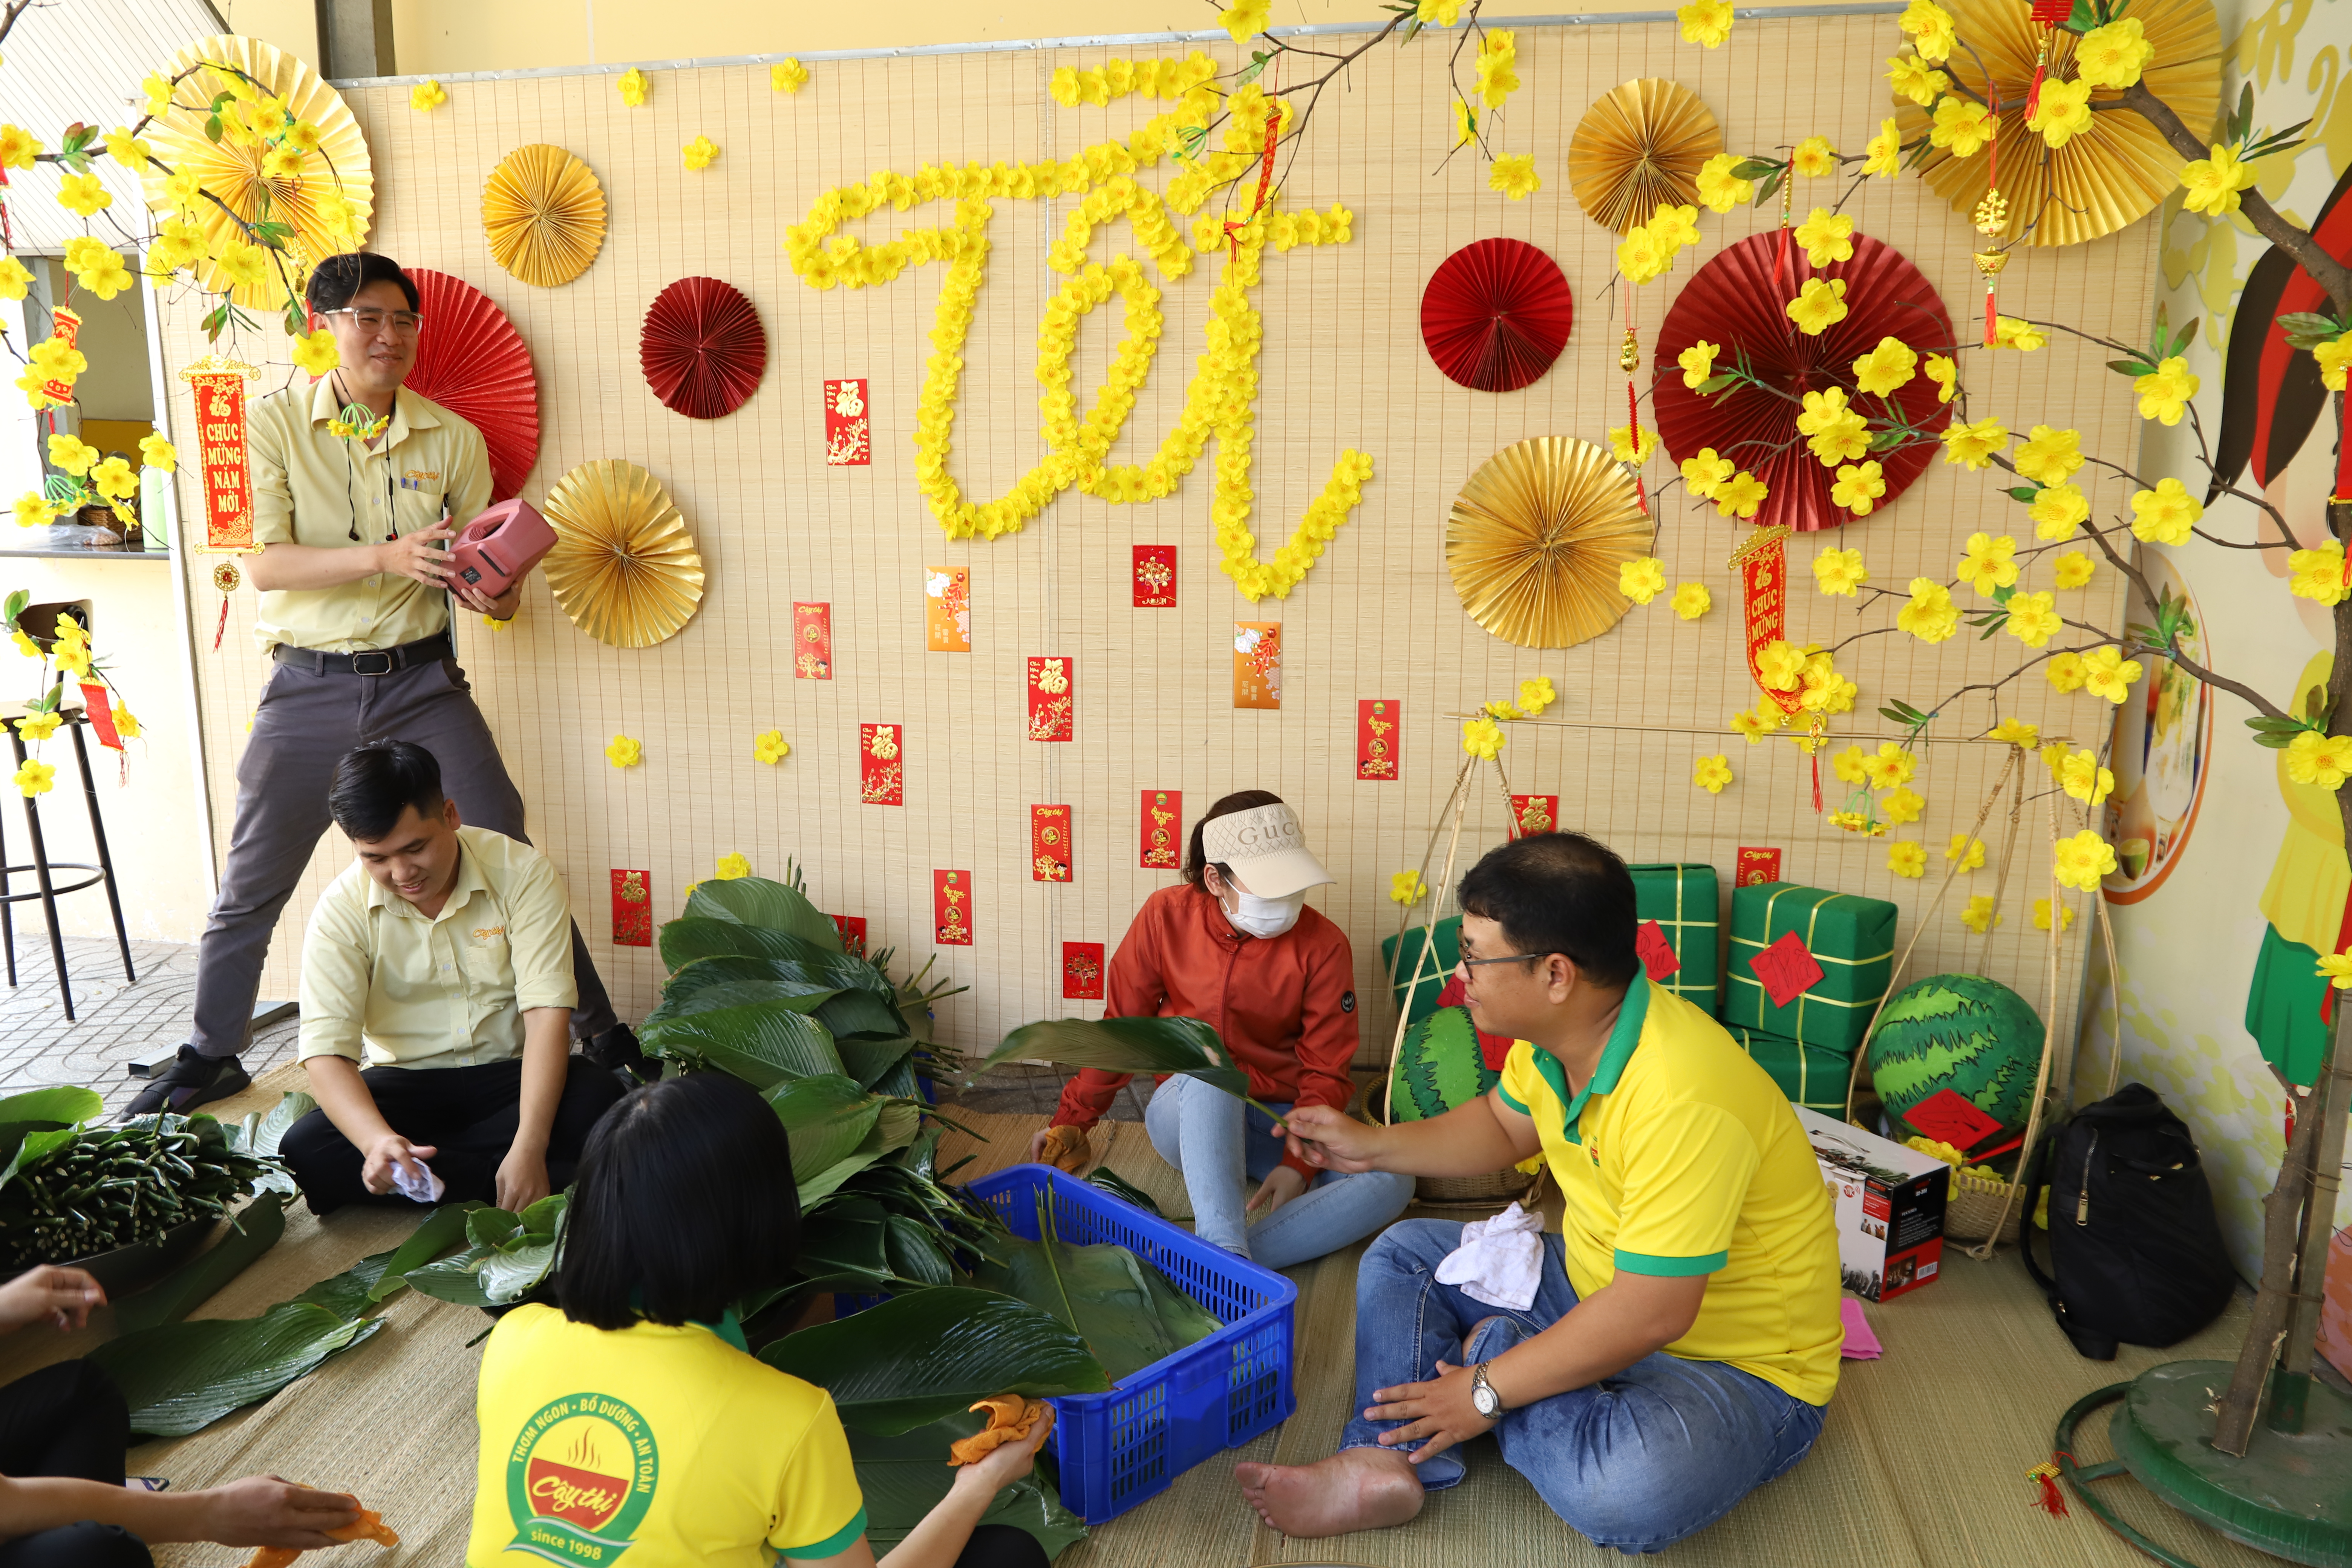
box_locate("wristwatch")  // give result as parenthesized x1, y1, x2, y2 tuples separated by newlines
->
(1470, 1363, 1504, 1420)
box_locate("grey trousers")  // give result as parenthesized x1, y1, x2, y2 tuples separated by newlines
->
(188, 649, 618, 1058)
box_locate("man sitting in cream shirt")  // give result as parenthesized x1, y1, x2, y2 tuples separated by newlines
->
(279, 740, 625, 1214)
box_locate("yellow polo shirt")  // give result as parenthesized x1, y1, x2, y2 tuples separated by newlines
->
(469, 1305, 866, 1568)
(297, 825, 576, 1070)
(1498, 979, 1843, 1406)
(249, 377, 493, 654)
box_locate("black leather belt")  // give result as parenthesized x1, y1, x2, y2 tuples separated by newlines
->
(272, 631, 453, 676)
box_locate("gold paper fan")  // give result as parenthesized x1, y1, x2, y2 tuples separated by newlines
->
(542, 460, 705, 648)
(141, 34, 374, 311)
(1446, 438, 1652, 649)
(482, 145, 608, 288)
(1567, 80, 1724, 235)
(1896, 0, 2219, 246)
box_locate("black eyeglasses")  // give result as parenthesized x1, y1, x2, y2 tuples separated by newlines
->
(323, 307, 423, 335)
(1456, 952, 1542, 972)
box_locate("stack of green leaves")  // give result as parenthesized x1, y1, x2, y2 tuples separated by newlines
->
(972, 1193, 1220, 1383)
(0, 1087, 292, 1270)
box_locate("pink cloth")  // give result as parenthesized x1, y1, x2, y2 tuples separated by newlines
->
(1840, 1297, 1882, 1360)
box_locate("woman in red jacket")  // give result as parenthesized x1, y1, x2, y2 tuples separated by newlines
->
(1027, 792, 1413, 1268)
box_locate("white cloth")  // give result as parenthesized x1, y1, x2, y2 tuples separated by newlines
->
(391, 1157, 446, 1204)
(1433, 1200, 1545, 1311)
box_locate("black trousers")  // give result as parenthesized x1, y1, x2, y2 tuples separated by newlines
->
(0, 1360, 151, 1567)
(281, 1055, 625, 1214)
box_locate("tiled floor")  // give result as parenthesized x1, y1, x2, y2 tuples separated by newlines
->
(0, 934, 301, 1115)
(1, 935, 1142, 1122)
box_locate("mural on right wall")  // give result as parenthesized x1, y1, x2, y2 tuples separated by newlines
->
(2082, 0, 2352, 1376)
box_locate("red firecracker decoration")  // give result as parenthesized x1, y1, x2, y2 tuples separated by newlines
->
(405, 270, 540, 504)
(1653, 232, 1955, 533)
(640, 276, 768, 420)
(1420, 238, 1574, 393)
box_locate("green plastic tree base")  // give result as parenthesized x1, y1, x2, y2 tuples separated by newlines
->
(2054, 1362, 2352, 1568)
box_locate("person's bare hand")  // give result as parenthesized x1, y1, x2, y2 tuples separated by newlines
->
(953, 1405, 1057, 1496)
(191, 1475, 360, 1548)
(1027, 1124, 1092, 1174)
(374, 523, 453, 587)
(360, 1133, 437, 1197)
(495, 1146, 551, 1214)
(453, 579, 522, 619)
(0, 1264, 104, 1334)
(1364, 1359, 1494, 1465)
(1245, 1163, 1307, 1218)
(1280, 1104, 1385, 1173)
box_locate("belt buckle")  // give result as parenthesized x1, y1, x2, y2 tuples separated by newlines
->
(350, 650, 395, 676)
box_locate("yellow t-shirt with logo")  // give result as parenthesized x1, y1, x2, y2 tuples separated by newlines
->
(1498, 978, 1843, 1406)
(467, 1304, 866, 1567)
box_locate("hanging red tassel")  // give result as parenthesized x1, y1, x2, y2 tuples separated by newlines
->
(1224, 70, 1282, 260)
(1811, 748, 1823, 813)
(2027, 1461, 2069, 1517)
(212, 597, 228, 652)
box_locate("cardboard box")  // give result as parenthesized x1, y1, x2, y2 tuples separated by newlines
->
(1793, 1105, 1949, 1302)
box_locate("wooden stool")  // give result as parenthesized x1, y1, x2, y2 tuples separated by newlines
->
(0, 705, 135, 1020)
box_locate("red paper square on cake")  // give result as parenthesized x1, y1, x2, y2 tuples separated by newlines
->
(1635, 919, 1681, 982)
(1900, 1088, 2004, 1150)
(1749, 930, 1825, 1008)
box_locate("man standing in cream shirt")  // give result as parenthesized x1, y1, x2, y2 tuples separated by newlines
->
(129, 250, 639, 1116)
(278, 741, 624, 1213)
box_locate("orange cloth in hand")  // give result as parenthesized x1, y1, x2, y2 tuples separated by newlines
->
(243, 1508, 400, 1566)
(1037, 1124, 1090, 1174)
(947, 1395, 1048, 1465)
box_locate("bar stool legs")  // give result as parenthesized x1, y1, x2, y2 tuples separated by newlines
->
(10, 727, 76, 1021)
(0, 714, 139, 1023)
(69, 721, 135, 985)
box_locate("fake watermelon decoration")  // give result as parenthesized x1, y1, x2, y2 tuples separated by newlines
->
(1864, 974, 2044, 1136)
(1387, 1003, 1505, 1122)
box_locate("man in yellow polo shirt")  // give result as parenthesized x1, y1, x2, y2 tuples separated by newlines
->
(130, 251, 639, 1116)
(277, 740, 625, 1213)
(1239, 831, 1841, 1553)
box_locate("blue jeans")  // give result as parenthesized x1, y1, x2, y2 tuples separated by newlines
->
(1142, 1075, 1413, 1271)
(1339, 1218, 1827, 1554)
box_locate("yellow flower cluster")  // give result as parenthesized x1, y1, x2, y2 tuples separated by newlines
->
(1755, 639, 1858, 714)
(1678, 0, 1734, 46)
(1796, 387, 1869, 466)
(1794, 207, 1855, 267)
(1888, 840, 1928, 878)
(2013, 425, 2082, 487)
(2053, 551, 2095, 590)
(1813, 547, 1868, 596)
(1693, 753, 1734, 793)
(1943, 418, 2009, 471)
(716, 852, 753, 880)
(2289, 541, 2349, 606)
(2027, 77, 2093, 149)
(2315, 336, 2350, 392)
(1390, 870, 1429, 905)
(1946, 833, 1986, 870)
(2058, 746, 2116, 805)
(1962, 893, 2003, 932)
(1671, 582, 1712, 620)
(783, 79, 1371, 601)
(2053, 830, 2117, 891)
(1864, 119, 1904, 178)
(12, 758, 52, 798)
(62, 237, 132, 301)
(410, 79, 447, 112)
(1619, 202, 1702, 285)
(2074, 17, 2154, 87)
(2129, 478, 2201, 545)
(753, 729, 790, 764)
(1988, 717, 2038, 748)
(605, 734, 643, 768)
(1898, 578, 1959, 643)
(2134, 357, 2199, 425)
(1695, 154, 1752, 212)
(682, 136, 720, 172)
(2030, 483, 2089, 541)
(1050, 53, 1219, 109)
(1620, 557, 1667, 605)
(1993, 316, 2047, 352)
(772, 58, 812, 94)
(2285, 730, 2352, 790)
(1851, 336, 1917, 397)
(1475, 31, 1520, 110)
(1955, 531, 2018, 595)
(1462, 716, 1507, 760)
(1786, 277, 1850, 336)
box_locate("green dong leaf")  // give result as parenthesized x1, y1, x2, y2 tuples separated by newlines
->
(683, 876, 843, 950)
(985, 1016, 1251, 1099)
(644, 1000, 844, 1088)
(760, 1286, 1110, 1435)
(90, 1300, 382, 1437)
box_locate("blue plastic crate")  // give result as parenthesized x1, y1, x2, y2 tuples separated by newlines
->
(843, 1164, 1297, 1524)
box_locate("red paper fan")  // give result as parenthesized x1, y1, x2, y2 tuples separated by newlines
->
(641, 276, 767, 420)
(1421, 238, 1574, 393)
(406, 269, 539, 504)
(1652, 232, 1955, 533)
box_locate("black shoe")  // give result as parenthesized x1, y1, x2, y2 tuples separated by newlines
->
(123, 1045, 250, 1116)
(584, 1023, 651, 1084)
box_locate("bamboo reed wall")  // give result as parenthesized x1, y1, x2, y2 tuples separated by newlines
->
(160, 15, 2151, 1070)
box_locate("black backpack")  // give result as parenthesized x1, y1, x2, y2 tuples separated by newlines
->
(2019, 1082, 2237, 1360)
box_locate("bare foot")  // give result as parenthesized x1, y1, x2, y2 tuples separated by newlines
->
(1234, 1447, 1426, 1538)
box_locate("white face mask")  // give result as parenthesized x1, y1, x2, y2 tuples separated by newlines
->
(1223, 884, 1306, 939)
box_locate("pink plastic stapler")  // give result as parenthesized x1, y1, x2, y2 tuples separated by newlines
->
(447, 498, 557, 597)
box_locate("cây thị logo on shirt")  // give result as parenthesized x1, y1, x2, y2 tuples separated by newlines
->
(505, 1394, 659, 1563)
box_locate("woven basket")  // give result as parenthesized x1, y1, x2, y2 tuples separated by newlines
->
(1944, 1166, 2025, 1246)
(1413, 1165, 1542, 1208)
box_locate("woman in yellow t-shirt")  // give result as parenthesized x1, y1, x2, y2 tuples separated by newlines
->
(466, 1072, 1055, 1568)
